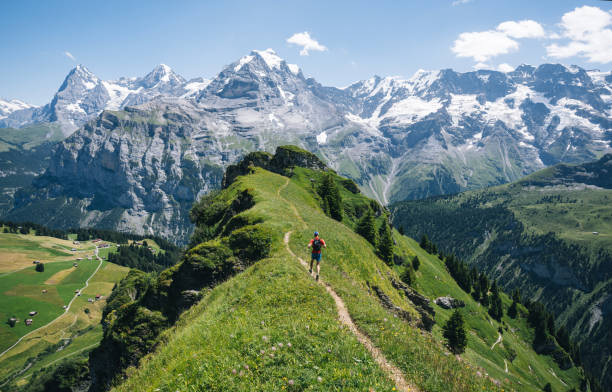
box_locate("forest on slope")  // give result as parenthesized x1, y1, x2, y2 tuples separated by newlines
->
(390, 153, 612, 389)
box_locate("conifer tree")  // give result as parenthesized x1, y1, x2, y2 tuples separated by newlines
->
(356, 209, 377, 246)
(377, 220, 394, 265)
(401, 263, 416, 286)
(508, 300, 518, 319)
(443, 310, 468, 354)
(318, 173, 342, 221)
(412, 255, 420, 271)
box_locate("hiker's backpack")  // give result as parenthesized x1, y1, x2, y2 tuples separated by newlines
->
(312, 238, 322, 252)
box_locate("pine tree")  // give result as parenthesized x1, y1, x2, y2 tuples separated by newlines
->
(377, 220, 394, 265)
(508, 300, 518, 319)
(356, 209, 377, 246)
(398, 226, 405, 235)
(401, 263, 416, 286)
(412, 256, 420, 271)
(318, 173, 342, 221)
(443, 310, 468, 354)
(419, 234, 430, 252)
(489, 293, 503, 321)
(542, 382, 552, 392)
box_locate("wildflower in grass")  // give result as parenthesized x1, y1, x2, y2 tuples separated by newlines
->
(239, 370, 245, 377)
(287, 342, 292, 347)
(327, 349, 331, 353)
(244, 364, 249, 370)
(260, 349, 265, 355)
(271, 346, 277, 351)
(269, 353, 275, 358)
(278, 342, 283, 348)
(288, 380, 294, 386)
(262, 335, 269, 342)
(232, 369, 237, 375)
(317, 376, 323, 383)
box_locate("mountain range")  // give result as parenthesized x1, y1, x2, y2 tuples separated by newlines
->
(1, 49, 611, 242)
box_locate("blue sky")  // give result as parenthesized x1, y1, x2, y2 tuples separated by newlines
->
(2, 0, 611, 105)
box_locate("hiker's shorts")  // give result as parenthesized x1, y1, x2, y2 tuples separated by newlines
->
(311, 253, 322, 262)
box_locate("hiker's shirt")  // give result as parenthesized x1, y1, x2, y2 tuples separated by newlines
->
(309, 238, 326, 254)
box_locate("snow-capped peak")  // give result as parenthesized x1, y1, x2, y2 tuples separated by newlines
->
(253, 48, 283, 70)
(0, 98, 36, 119)
(140, 64, 185, 88)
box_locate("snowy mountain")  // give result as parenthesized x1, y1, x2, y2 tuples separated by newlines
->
(0, 98, 36, 120)
(2, 50, 611, 242)
(0, 64, 206, 135)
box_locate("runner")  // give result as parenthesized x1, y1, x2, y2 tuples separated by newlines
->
(307, 231, 326, 281)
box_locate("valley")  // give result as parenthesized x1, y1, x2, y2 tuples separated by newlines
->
(390, 154, 612, 389)
(0, 230, 128, 388)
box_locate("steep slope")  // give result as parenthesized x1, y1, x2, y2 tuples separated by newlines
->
(80, 146, 583, 392)
(390, 153, 612, 388)
(2, 54, 610, 240)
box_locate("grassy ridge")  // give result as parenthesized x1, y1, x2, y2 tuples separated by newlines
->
(110, 164, 577, 391)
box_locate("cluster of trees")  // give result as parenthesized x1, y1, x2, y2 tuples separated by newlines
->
(355, 208, 395, 265)
(0, 220, 68, 239)
(424, 235, 506, 321)
(107, 242, 180, 273)
(317, 173, 342, 221)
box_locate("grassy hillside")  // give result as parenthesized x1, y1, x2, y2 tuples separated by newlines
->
(99, 147, 582, 391)
(390, 154, 612, 389)
(0, 232, 128, 388)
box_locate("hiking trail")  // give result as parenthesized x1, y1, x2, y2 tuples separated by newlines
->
(284, 230, 414, 391)
(491, 332, 502, 350)
(278, 177, 414, 391)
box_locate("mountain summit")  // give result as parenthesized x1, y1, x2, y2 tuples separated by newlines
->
(1, 52, 611, 242)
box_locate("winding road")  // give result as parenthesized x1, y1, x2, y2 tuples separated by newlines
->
(0, 255, 104, 360)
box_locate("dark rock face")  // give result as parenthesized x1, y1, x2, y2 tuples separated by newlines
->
(434, 296, 466, 309)
(388, 275, 435, 331)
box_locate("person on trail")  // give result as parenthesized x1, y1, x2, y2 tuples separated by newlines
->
(307, 231, 326, 281)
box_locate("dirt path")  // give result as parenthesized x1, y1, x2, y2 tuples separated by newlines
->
(284, 231, 415, 392)
(491, 332, 502, 350)
(0, 256, 104, 360)
(504, 359, 508, 373)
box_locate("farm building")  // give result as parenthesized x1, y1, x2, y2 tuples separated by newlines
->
(95, 294, 101, 299)
(88, 298, 94, 303)
(41, 289, 47, 293)
(29, 311, 37, 316)
(73, 263, 78, 267)
(73, 240, 80, 245)
(92, 239, 102, 243)
(75, 289, 80, 294)
(25, 319, 33, 326)
(32, 260, 40, 264)
(71, 248, 76, 251)
(76, 257, 83, 260)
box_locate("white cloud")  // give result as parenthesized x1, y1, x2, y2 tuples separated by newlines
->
(497, 63, 514, 72)
(546, 6, 612, 63)
(452, 0, 472, 6)
(64, 51, 75, 61)
(452, 18, 545, 64)
(286, 32, 327, 56)
(452, 31, 519, 62)
(473, 62, 491, 70)
(497, 20, 545, 39)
